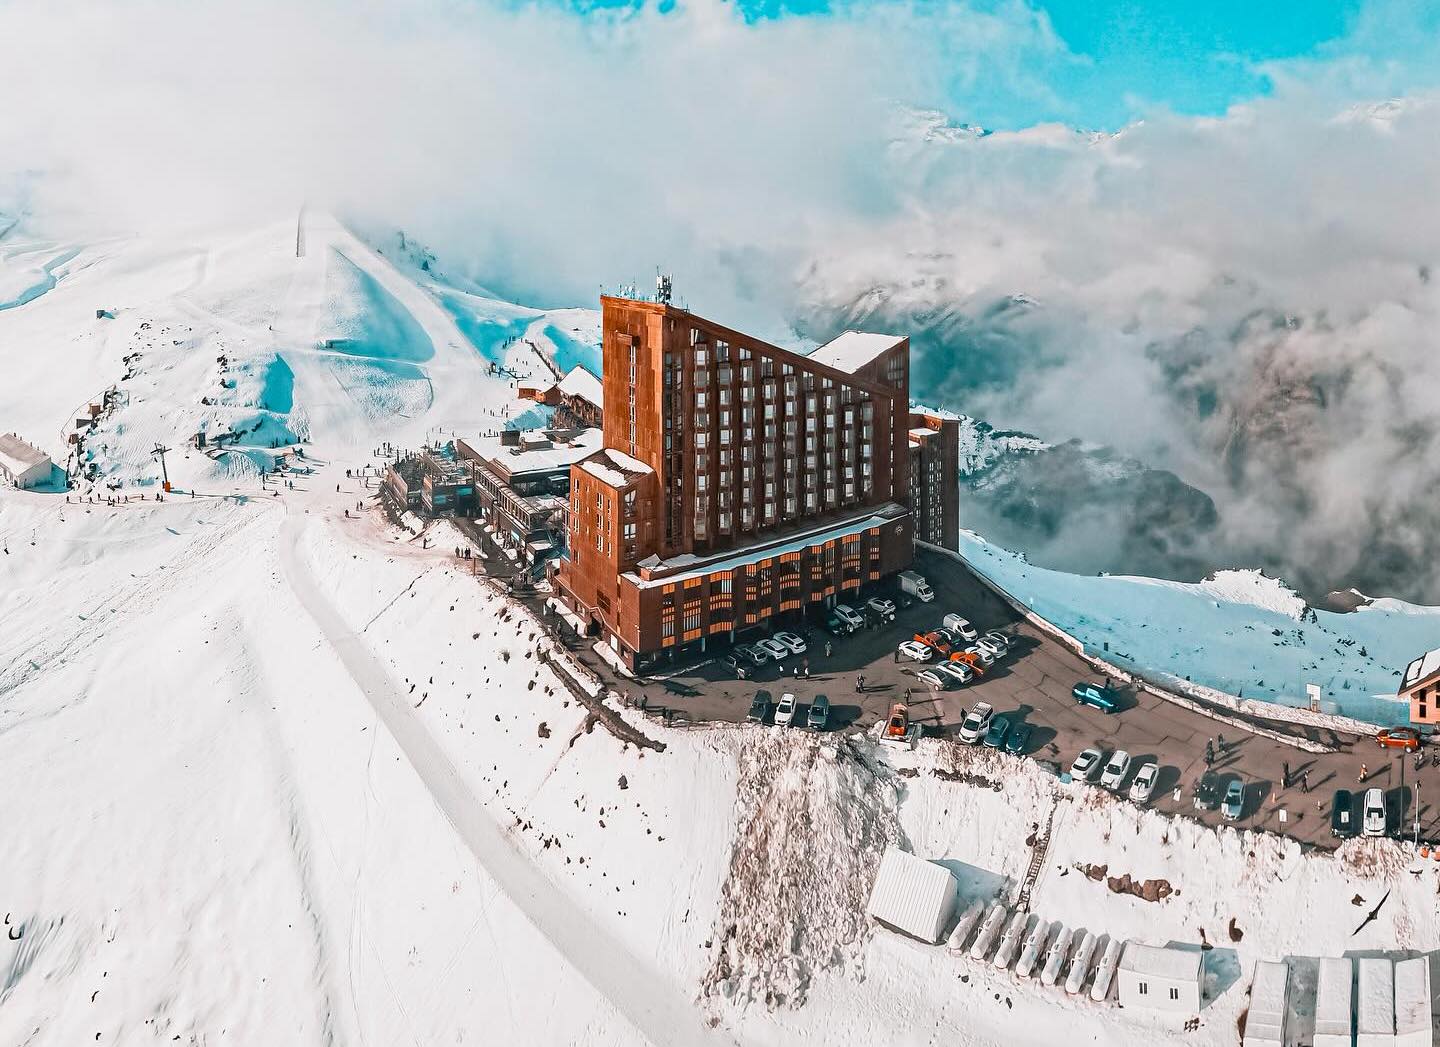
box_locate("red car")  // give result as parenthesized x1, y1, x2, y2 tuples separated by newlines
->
(1377, 727, 1422, 752)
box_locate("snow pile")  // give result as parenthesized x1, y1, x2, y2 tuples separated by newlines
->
(1198, 569, 1309, 621)
(703, 733, 900, 1009)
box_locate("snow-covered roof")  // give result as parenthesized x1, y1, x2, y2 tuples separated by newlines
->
(807, 331, 905, 374)
(601, 448, 651, 475)
(1242, 960, 1289, 1047)
(1117, 943, 1202, 983)
(1357, 957, 1394, 1040)
(1395, 956, 1431, 1042)
(557, 365, 603, 406)
(625, 503, 908, 589)
(0, 432, 51, 476)
(578, 448, 651, 489)
(1314, 957, 1354, 1046)
(865, 847, 957, 945)
(466, 427, 602, 473)
(909, 427, 939, 442)
(909, 403, 963, 421)
(1403, 647, 1440, 688)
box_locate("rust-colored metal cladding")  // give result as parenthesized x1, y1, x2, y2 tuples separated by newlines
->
(556, 293, 939, 671)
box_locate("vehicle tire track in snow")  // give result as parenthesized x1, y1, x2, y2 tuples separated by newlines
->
(277, 510, 734, 1047)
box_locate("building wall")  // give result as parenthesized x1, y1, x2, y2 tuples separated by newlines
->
(1116, 969, 1200, 1012)
(598, 295, 911, 563)
(1402, 673, 1440, 725)
(559, 295, 919, 667)
(909, 412, 961, 551)
(623, 515, 910, 660)
(557, 393, 602, 430)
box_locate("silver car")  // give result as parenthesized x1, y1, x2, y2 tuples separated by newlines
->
(934, 660, 974, 686)
(755, 637, 790, 661)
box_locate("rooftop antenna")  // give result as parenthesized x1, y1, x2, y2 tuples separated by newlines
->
(656, 271, 673, 306)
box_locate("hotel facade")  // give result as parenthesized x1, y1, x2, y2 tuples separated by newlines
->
(554, 295, 947, 671)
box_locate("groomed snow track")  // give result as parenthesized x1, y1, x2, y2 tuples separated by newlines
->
(278, 508, 733, 1047)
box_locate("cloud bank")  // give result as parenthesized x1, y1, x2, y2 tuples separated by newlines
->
(5, 0, 1440, 598)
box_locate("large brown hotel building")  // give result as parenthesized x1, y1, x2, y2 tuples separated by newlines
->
(554, 295, 957, 671)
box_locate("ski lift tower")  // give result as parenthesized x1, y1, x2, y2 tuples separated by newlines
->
(152, 442, 172, 492)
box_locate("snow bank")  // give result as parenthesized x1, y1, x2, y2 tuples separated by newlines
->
(954, 529, 1433, 725)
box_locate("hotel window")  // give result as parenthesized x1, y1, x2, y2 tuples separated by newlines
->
(683, 602, 702, 632)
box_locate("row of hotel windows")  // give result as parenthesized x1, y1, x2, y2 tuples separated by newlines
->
(655, 541, 877, 639)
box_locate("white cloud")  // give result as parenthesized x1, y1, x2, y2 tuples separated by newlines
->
(5, 0, 1440, 596)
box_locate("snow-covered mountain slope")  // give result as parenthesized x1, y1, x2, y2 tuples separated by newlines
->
(0, 213, 600, 491)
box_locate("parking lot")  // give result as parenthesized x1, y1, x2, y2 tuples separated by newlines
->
(613, 547, 1440, 852)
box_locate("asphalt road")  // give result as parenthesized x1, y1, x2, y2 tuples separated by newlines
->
(620, 548, 1439, 852)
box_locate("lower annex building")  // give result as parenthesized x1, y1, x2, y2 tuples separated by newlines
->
(553, 293, 959, 671)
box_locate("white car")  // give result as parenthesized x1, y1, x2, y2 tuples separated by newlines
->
(981, 630, 1012, 653)
(866, 597, 897, 619)
(897, 639, 933, 662)
(916, 668, 951, 690)
(958, 702, 994, 744)
(1128, 762, 1159, 803)
(772, 631, 807, 655)
(964, 644, 996, 667)
(1363, 787, 1387, 837)
(775, 692, 798, 727)
(755, 637, 790, 661)
(1070, 747, 1104, 782)
(1100, 750, 1131, 790)
(833, 604, 865, 630)
(943, 614, 978, 641)
(934, 660, 974, 686)
(975, 635, 1008, 659)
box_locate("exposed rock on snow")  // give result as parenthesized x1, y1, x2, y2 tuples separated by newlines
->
(702, 733, 900, 1010)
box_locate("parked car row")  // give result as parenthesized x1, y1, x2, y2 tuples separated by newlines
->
(747, 690, 831, 730)
(722, 630, 811, 677)
(950, 702, 1035, 755)
(823, 598, 897, 637)
(1068, 747, 1162, 803)
(903, 617, 1015, 690)
(1331, 787, 1390, 838)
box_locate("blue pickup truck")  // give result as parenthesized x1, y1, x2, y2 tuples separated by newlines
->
(1071, 680, 1120, 713)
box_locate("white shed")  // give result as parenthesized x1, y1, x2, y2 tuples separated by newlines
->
(1314, 956, 1355, 1047)
(0, 433, 52, 490)
(865, 847, 958, 945)
(1394, 956, 1431, 1047)
(1116, 943, 1203, 1013)
(1357, 957, 1396, 1047)
(1243, 960, 1290, 1047)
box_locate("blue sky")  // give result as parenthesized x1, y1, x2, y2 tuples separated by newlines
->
(570, 0, 1439, 130)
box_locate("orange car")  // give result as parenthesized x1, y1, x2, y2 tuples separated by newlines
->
(1377, 727, 1422, 752)
(885, 703, 909, 738)
(949, 650, 988, 676)
(915, 631, 953, 657)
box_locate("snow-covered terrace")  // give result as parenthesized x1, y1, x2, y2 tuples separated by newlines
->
(626, 502, 907, 590)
